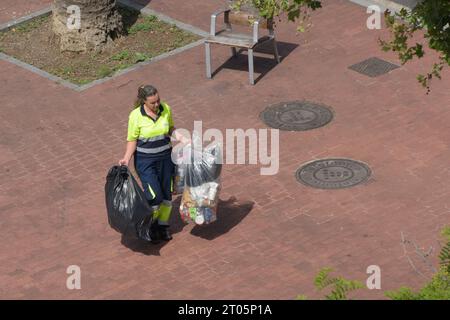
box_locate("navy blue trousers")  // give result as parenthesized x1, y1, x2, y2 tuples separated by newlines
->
(134, 152, 175, 208)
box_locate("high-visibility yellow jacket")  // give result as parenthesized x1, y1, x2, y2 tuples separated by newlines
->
(127, 102, 174, 157)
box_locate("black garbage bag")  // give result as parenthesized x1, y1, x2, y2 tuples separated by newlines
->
(105, 165, 153, 241)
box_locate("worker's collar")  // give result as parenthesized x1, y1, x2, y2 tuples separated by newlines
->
(140, 104, 163, 120)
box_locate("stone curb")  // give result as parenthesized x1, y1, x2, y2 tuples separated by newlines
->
(0, 2, 207, 92)
(117, 0, 209, 38)
(0, 6, 52, 32)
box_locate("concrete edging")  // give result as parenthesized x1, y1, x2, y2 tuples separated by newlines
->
(117, 0, 209, 38)
(0, 2, 207, 92)
(0, 6, 52, 32)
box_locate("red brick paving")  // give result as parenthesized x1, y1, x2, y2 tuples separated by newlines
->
(0, 0, 51, 24)
(0, 0, 449, 299)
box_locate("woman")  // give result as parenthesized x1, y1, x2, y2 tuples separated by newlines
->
(119, 85, 185, 243)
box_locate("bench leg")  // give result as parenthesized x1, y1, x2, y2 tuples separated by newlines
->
(231, 47, 238, 58)
(273, 39, 280, 64)
(205, 43, 212, 79)
(248, 48, 254, 85)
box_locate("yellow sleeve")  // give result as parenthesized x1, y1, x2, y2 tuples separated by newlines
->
(165, 103, 174, 128)
(127, 111, 140, 141)
(169, 111, 174, 128)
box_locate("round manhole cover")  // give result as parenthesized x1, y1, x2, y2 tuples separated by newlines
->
(296, 158, 371, 189)
(260, 101, 333, 131)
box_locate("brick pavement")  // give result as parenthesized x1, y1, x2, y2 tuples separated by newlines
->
(0, 0, 51, 24)
(0, 0, 449, 299)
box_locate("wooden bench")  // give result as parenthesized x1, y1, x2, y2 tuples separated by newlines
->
(205, 8, 280, 85)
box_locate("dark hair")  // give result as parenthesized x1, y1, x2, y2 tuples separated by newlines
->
(134, 85, 158, 108)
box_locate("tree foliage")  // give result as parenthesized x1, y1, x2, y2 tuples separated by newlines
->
(229, 0, 322, 32)
(386, 227, 450, 300)
(298, 227, 450, 300)
(296, 267, 365, 300)
(379, 0, 450, 93)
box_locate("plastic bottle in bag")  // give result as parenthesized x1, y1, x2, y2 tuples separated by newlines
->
(195, 207, 205, 225)
(173, 164, 185, 194)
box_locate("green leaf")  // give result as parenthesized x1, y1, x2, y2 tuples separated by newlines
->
(442, 227, 450, 241)
(379, 0, 449, 92)
(385, 287, 418, 300)
(297, 25, 305, 32)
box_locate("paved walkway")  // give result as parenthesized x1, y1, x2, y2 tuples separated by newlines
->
(0, 0, 449, 299)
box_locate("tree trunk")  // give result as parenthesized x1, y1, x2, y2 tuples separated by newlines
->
(52, 0, 123, 52)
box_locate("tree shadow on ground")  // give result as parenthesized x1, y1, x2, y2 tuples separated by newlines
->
(190, 197, 254, 240)
(120, 196, 188, 256)
(211, 41, 298, 84)
(117, 1, 145, 35)
(117, 0, 155, 35)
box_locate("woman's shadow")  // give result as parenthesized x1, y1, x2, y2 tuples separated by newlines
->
(120, 196, 254, 254)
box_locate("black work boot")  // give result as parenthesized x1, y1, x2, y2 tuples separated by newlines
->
(150, 221, 161, 244)
(158, 224, 173, 241)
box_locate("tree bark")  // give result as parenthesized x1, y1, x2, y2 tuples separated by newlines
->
(52, 0, 123, 52)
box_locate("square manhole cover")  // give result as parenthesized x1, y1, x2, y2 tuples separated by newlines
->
(349, 57, 400, 77)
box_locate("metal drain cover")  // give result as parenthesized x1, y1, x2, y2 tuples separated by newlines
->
(349, 57, 400, 77)
(260, 101, 333, 131)
(296, 158, 371, 189)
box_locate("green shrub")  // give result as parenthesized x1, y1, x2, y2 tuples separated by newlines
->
(298, 268, 364, 300)
(314, 268, 364, 300)
(385, 227, 450, 300)
(300, 227, 450, 300)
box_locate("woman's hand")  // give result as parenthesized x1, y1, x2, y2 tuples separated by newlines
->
(118, 156, 130, 166)
(171, 127, 191, 145)
(119, 141, 137, 166)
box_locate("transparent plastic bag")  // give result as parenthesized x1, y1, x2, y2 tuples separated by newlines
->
(180, 184, 220, 225)
(178, 133, 222, 225)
